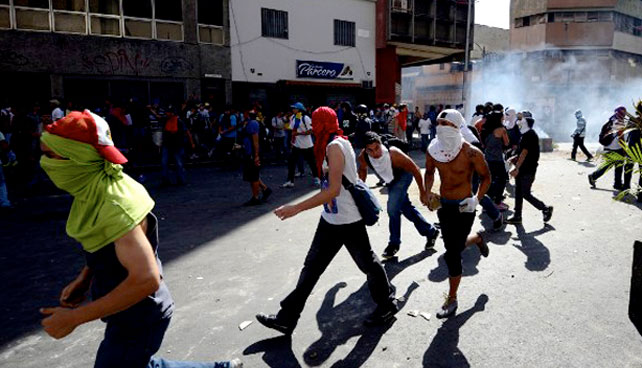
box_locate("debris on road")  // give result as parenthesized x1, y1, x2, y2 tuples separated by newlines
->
(238, 320, 253, 331)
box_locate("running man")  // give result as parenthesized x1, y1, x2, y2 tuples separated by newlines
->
(257, 107, 398, 335)
(358, 131, 439, 259)
(423, 109, 490, 319)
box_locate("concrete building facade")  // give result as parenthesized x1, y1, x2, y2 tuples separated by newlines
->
(0, 0, 231, 109)
(229, 0, 377, 111)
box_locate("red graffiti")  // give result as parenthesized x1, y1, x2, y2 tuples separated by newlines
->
(82, 49, 151, 75)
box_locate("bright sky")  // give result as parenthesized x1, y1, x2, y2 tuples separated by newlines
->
(475, 0, 510, 29)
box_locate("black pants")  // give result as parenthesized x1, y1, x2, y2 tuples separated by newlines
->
(571, 136, 593, 160)
(514, 173, 547, 217)
(287, 147, 318, 181)
(277, 218, 395, 325)
(437, 204, 476, 277)
(590, 149, 624, 187)
(624, 163, 640, 190)
(487, 161, 508, 204)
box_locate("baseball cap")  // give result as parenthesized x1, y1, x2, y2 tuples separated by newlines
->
(436, 109, 465, 128)
(44, 109, 128, 164)
(291, 102, 305, 111)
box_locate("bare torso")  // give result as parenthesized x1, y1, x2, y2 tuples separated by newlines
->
(426, 142, 488, 201)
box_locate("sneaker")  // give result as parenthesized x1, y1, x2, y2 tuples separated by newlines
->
(542, 206, 553, 223)
(425, 229, 440, 250)
(614, 183, 624, 190)
(364, 299, 399, 326)
(505, 216, 522, 225)
(436, 295, 458, 319)
(262, 187, 273, 201)
(381, 244, 400, 259)
(492, 214, 504, 231)
(313, 178, 321, 187)
(375, 180, 385, 187)
(255, 313, 295, 335)
(242, 197, 262, 206)
(213, 359, 243, 368)
(281, 181, 294, 188)
(588, 175, 596, 188)
(586, 157, 594, 162)
(496, 202, 509, 212)
(477, 232, 489, 258)
(294, 172, 304, 178)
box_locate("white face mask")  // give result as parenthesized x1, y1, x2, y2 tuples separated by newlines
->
(518, 120, 530, 134)
(429, 125, 464, 163)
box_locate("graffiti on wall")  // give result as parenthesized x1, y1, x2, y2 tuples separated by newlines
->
(0, 50, 29, 67)
(160, 57, 194, 74)
(82, 49, 151, 75)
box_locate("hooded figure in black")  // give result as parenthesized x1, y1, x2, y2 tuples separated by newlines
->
(340, 102, 358, 136)
(351, 104, 373, 152)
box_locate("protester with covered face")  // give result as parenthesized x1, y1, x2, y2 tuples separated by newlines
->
(571, 110, 594, 162)
(506, 111, 554, 225)
(481, 109, 510, 211)
(358, 131, 439, 259)
(257, 107, 399, 335)
(504, 107, 521, 153)
(588, 106, 628, 190)
(37, 110, 241, 368)
(423, 109, 490, 319)
(282, 102, 320, 189)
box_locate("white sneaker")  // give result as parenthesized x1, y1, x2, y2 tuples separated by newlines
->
(313, 178, 321, 187)
(281, 181, 294, 188)
(294, 172, 304, 178)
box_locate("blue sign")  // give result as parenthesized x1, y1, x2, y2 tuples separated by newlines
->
(296, 60, 353, 80)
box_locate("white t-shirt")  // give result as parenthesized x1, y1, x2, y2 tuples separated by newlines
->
(321, 138, 362, 225)
(418, 119, 431, 135)
(272, 116, 286, 138)
(52, 107, 64, 122)
(290, 115, 314, 149)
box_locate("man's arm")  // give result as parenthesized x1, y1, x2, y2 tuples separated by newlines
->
(391, 148, 425, 195)
(41, 224, 161, 339)
(252, 132, 260, 166)
(510, 149, 528, 178)
(275, 144, 344, 220)
(423, 151, 437, 207)
(358, 151, 368, 181)
(469, 145, 491, 201)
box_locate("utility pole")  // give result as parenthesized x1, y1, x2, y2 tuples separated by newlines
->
(462, 0, 473, 115)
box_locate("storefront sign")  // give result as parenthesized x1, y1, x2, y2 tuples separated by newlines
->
(296, 60, 353, 80)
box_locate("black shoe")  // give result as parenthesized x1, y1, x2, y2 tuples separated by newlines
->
(477, 232, 489, 258)
(364, 299, 399, 326)
(381, 244, 399, 259)
(505, 216, 522, 225)
(492, 214, 504, 231)
(543, 206, 553, 223)
(614, 183, 624, 190)
(375, 180, 385, 187)
(243, 197, 262, 206)
(586, 157, 594, 162)
(255, 313, 295, 335)
(262, 187, 273, 202)
(425, 229, 440, 250)
(588, 175, 596, 188)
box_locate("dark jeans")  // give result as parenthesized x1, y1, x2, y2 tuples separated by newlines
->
(437, 204, 476, 277)
(387, 172, 436, 246)
(277, 218, 395, 325)
(287, 146, 318, 181)
(95, 318, 219, 368)
(590, 149, 624, 187)
(421, 134, 429, 152)
(571, 136, 593, 160)
(514, 173, 547, 218)
(472, 172, 500, 221)
(624, 163, 640, 190)
(161, 146, 185, 184)
(487, 160, 508, 204)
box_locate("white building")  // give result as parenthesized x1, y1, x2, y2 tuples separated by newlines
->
(229, 0, 376, 111)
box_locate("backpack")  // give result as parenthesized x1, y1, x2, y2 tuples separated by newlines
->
(598, 120, 616, 147)
(379, 133, 409, 153)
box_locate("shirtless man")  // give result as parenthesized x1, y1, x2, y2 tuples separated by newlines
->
(422, 109, 491, 318)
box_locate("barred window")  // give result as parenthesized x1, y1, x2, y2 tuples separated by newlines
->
(334, 19, 355, 47)
(261, 8, 288, 39)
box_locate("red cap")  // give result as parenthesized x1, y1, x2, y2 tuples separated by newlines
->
(45, 109, 128, 164)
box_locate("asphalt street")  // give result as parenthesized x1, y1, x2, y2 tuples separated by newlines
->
(1, 143, 641, 367)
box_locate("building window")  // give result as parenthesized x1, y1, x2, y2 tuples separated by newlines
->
(14, 0, 50, 31)
(155, 0, 183, 41)
(522, 16, 530, 27)
(122, 0, 152, 38)
(89, 0, 120, 36)
(587, 12, 599, 22)
(514, 17, 523, 28)
(261, 8, 288, 39)
(198, 0, 224, 45)
(334, 19, 355, 47)
(52, 0, 86, 34)
(0, 0, 10, 29)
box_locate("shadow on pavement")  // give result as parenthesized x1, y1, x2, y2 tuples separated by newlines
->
(511, 224, 555, 272)
(422, 294, 489, 367)
(300, 250, 434, 367)
(243, 335, 301, 368)
(428, 246, 482, 283)
(0, 165, 313, 348)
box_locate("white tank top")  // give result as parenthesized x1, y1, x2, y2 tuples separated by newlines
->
(368, 145, 395, 184)
(321, 138, 363, 225)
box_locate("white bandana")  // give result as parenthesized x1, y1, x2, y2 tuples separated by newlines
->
(429, 125, 464, 163)
(517, 119, 530, 134)
(368, 145, 394, 184)
(504, 108, 517, 130)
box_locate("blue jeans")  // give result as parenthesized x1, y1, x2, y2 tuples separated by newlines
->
(161, 147, 186, 184)
(95, 318, 222, 368)
(472, 172, 500, 221)
(387, 172, 436, 246)
(0, 164, 10, 207)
